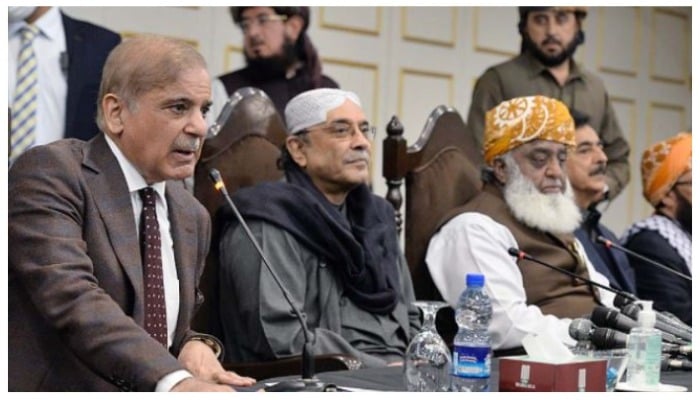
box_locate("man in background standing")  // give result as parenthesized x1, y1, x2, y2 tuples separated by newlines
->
(465, 6, 630, 200)
(8, 6, 121, 163)
(209, 6, 338, 124)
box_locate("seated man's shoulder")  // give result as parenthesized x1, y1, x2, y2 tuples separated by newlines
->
(625, 228, 669, 251)
(12, 139, 86, 173)
(439, 211, 512, 242)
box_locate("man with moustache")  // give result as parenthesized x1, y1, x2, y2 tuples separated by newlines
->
(621, 132, 692, 326)
(465, 6, 630, 201)
(9, 35, 255, 391)
(8, 6, 121, 163)
(209, 6, 338, 122)
(568, 110, 636, 295)
(427, 96, 614, 350)
(217, 88, 420, 366)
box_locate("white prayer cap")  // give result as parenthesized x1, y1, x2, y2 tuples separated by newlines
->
(285, 88, 362, 135)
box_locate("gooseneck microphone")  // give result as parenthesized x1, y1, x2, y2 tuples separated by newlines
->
(571, 324, 692, 356)
(591, 306, 688, 345)
(507, 248, 637, 303)
(596, 236, 691, 281)
(613, 293, 692, 337)
(620, 303, 692, 343)
(209, 168, 335, 392)
(662, 355, 692, 371)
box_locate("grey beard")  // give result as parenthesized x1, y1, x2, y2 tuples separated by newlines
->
(502, 156, 582, 235)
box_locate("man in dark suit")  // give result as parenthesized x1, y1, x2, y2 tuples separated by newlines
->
(8, 6, 120, 162)
(9, 35, 254, 391)
(566, 109, 636, 295)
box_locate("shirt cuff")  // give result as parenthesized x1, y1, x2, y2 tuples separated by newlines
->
(155, 370, 192, 392)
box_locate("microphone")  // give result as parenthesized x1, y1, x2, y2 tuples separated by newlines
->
(209, 168, 336, 392)
(661, 355, 692, 371)
(571, 324, 691, 355)
(613, 293, 691, 337)
(620, 303, 692, 343)
(569, 318, 596, 341)
(507, 248, 637, 303)
(591, 306, 686, 345)
(596, 236, 691, 281)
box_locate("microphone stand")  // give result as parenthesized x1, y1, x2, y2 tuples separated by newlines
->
(209, 169, 335, 392)
(507, 247, 637, 303)
(597, 236, 692, 281)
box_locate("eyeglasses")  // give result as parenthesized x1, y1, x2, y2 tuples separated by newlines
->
(299, 121, 376, 141)
(239, 14, 288, 32)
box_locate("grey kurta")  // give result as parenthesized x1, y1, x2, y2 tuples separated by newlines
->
(465, 51, 630, 200)
(218, 219, 421, 368)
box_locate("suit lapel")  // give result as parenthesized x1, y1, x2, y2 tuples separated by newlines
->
(166, 184, 197, 334)
(82, 135, 145, 321)
(61, 13, 82, 136)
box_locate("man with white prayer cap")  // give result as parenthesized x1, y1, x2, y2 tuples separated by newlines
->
(217, 88, 420, 366)
(427, 95, 615, 350)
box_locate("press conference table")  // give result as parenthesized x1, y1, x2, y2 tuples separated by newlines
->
(249, 360, 692, 392)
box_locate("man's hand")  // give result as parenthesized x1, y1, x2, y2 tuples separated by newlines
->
(178, 339, 256, 387)
(170, 377, 234, 392)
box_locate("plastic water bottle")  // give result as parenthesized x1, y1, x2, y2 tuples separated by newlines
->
(451, 273, 492, 392)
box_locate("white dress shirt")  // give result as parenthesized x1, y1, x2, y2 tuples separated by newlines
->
(105, 135, 191, 391)
(8, 7, 67, 145)
(426, 212, 615, 350)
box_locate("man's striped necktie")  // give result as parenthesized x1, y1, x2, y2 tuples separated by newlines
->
(10, 24, 40, 163)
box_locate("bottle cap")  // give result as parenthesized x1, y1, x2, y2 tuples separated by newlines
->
(637, 300, 656, 328)
(466, 273, 485, 287)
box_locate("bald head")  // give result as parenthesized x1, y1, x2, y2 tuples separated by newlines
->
(96, 35, 207, 132)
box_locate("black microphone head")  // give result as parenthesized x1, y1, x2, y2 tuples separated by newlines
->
(507, 247, 521, 257)
(591, 306, 638, 333)
(569, 318, 595, 341)
(591, 327, 627, 349)
(596, 235, 610, 245)
(613, 292, 638, 308)
(620, 303, 640, 320)
(209, 168, 222, 184)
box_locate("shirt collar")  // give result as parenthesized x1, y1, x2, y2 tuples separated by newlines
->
(105, 134, 166, 199)
(9, 7, 64, 43)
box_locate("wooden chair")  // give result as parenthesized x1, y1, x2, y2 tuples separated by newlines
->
(193, 87, 287, 337)
(382, 105, 482, 345)
(192, 87, 360, 378)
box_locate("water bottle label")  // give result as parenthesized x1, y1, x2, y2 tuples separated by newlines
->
(453, 345, 491, 378)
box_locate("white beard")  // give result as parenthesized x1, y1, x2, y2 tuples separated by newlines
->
(502, 156, 582, 235)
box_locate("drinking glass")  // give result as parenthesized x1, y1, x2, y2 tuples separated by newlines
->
(404, 301, 452, 392)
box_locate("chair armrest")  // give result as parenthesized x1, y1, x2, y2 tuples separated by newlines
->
(224, 353, 362, 381)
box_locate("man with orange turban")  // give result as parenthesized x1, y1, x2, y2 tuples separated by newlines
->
(427, 95, 615, 350)
(621, 132, 692, 325)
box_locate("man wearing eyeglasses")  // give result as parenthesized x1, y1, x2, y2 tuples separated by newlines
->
(621, 132, 692, 326)
(567, 109, 636, 296)
(217, 88, 420, 367)
(209, 7, 338, 122)
(465, 6, 631, 202)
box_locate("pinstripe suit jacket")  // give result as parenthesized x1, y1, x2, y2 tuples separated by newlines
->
(8, 134, 211, 391)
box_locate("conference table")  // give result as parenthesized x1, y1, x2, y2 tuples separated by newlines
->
(248, 360, 692, 392)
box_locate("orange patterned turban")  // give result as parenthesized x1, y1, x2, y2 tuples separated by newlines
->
(641, 132, 692, 206)
(483, 95, 575, 165)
